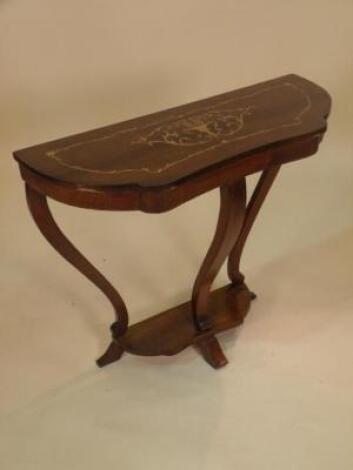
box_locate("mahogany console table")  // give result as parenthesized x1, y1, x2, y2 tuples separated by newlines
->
(14, 74, 331, 369)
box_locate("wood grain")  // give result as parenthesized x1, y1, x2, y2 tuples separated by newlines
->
(25, 185, 129, 366)
(116, 283, 252, 362)
(15, 75, 331, 369)
(228, 165, 281, 285)
(14, 74, 331, 188)
(192, 179, 246, 331)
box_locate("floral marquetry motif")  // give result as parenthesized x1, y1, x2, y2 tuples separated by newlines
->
(14, 74, 331, 187)
(133, 107, 253, 147)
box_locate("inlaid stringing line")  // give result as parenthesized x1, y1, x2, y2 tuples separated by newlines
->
(46, 82, 312, 176)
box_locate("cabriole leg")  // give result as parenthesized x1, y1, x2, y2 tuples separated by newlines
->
(25, 184, 128, 367)
(191, 179, 247, 367)
(228, 165, 281, 288)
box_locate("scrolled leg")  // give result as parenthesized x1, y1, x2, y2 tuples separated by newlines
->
(25, 184, 128, 367)
(192, 178, 247, 332)
(228, 165, 281, 286)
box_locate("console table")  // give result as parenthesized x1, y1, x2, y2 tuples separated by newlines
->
(14, 74, 331, 369)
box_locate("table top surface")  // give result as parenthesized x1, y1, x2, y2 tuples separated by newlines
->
(14, 74, 331, 188)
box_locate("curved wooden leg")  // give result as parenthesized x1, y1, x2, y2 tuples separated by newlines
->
(228, 165, 281, 287)
(195, 335, 228, 369)
(192, 179, 247, 335)
(25, 185, 128, 367)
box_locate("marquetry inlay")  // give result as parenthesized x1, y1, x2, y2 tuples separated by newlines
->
(44, 82, 311, 176)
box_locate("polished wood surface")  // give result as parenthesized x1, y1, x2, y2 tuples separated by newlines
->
(25, 185, 129, 366)
(14, 74, 330, 188)
(192, 180, 246, 331)
(195, 337, 228, 369)
(18, 134, 321, 213)
(14, 75, 331, 369)
(228, 165, 281, 285)
(116, 283, 252, 368)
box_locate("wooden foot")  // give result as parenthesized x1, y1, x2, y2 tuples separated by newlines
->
(196, 336, 228, 369)
(96, 341, 124, 368)
(117, 283, 251, 357)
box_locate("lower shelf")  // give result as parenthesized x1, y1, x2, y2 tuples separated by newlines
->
(116, 283, 253, 357)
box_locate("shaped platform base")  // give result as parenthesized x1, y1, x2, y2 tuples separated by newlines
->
(98, 283, 254, 368)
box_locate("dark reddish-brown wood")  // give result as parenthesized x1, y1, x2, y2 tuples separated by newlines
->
(228, 164, 281, 285)
(14, 74, 331, 369)
(192, 179, 246, 332)
(14, 74, 330, 188)
(116, 283, 251, 366)
(195, 337, 228, 369)
(96, 341, 125, 368)
(25, 185, 129, 366)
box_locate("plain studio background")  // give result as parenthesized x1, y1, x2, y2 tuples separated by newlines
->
(0, 1, 352, 469)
